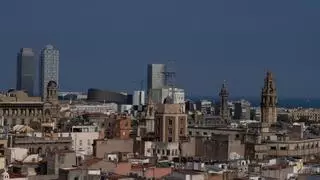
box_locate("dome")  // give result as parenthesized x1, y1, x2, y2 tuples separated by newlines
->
(163, 96, 173, 104)
(47, 81, 57, 88)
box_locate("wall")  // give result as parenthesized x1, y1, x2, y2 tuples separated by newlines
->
(87, 89, 129, 104)
(144, 141, 179, 160)
(262, 166, 293, 180)
(5, 148, 28, 163)
(59, 132, 99, 155)
(93, 139, 133, 158)
(0, 157, 5, 170)
(47, 151, 76, 175)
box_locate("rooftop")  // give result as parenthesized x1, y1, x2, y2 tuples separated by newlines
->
(173, 169, 203, 175)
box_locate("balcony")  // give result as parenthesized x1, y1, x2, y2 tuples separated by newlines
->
(14, 136, 72, 144)
(268, 148, 320, 157)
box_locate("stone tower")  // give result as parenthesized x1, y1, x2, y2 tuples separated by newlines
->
(219, 81, 229, 121)
(46, 80, 58, 104)
(145, 92, 155, 133)
(261, 71, 277, 125)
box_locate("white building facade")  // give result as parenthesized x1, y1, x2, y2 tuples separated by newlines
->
(70, 103, 118, 114)
(133, 90, 145, 105)
(150, 87, 185, 104)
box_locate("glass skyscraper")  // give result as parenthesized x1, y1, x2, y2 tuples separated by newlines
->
(39, 44, 59, 99)
(16, 48, 36, 96)
(147, 64, 166, 90)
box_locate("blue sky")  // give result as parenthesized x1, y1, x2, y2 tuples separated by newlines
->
(0, 0, 319, 98)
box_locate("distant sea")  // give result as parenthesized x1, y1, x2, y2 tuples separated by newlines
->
(188, 96, 320, 108)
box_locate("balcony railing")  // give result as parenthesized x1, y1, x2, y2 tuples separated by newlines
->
(14, 137, 72, 144)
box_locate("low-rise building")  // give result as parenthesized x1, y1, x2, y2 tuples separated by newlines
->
(8, 134, 72, 155)
(93, 139, 134, 159)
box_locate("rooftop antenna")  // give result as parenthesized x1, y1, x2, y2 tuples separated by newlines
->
(162, 60, 176, 103)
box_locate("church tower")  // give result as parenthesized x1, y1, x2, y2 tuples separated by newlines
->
(145, 92, 155, 133)
(46, 80, 58, 104)
(261, 71, 277, 125)
(219, 81, 229, 121)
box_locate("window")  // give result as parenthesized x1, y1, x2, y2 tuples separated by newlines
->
(79, 140, 82, 146)
(180, 128, 184, 134)
(180, 118, 185, 124)
(270, 146, 276, 150)
(168, 128, 172, 135)
(59, 155, 65, 164)
(166, 150, 170, 156)
(280, 147, 287, 150)
(169, 119, 173, 125)
(168, 137, 172, 142)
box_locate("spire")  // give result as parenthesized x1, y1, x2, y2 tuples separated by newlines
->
(265, 70, 273, 82)
(147, 90, 153, 105)
(262, 71, 276, 95)
(146, 90, 155, 118)
(260, 71, 277, 125)
(219, 80, 229, 97)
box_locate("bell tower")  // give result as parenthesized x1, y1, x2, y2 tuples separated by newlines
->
(46, 81, 58, 104)
(219, 81, 229, 121)
(145, 91, 155, 133)
(261, 71, 277, 125)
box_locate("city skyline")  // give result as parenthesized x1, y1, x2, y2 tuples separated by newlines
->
(0, 1, 320, 98)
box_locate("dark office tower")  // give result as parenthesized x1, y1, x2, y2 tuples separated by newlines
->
(16, 48, 36, 96)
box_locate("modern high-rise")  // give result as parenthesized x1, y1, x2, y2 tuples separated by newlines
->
(147, 64, 166, 90)
(16, 48, 36, 96)
(39, 44, 59, 99)
(132, 90, 145, 105)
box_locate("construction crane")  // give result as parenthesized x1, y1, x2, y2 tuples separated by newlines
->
(161, 60, 176, 103)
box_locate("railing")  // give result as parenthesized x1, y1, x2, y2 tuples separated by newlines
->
(268, 148, 320, 156)
(14, 137, 72, 144)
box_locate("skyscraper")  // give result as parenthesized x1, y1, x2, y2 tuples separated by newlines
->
(16, 48, 36, 96)
(39, 44, 59, 99)
(147, 64, 166, 90)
